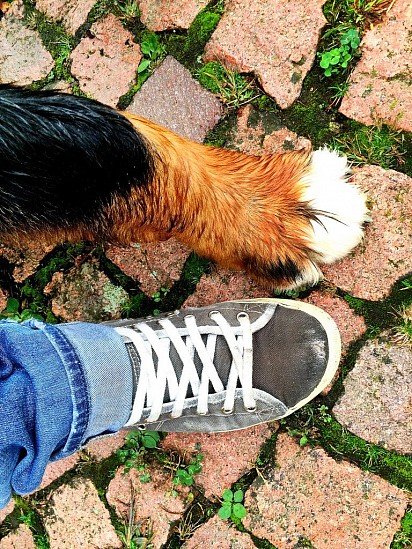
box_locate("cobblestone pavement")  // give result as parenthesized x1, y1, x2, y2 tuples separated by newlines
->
(0, 1, 411, 548)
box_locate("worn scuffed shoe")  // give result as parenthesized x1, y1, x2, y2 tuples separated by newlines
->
(109, 299, 341, 433)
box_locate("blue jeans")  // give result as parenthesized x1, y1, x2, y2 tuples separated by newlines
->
(0, 319, 133, 508)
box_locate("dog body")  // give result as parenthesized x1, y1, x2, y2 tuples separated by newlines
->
(0, 87, 368, 289)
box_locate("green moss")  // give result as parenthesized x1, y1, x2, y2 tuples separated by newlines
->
(0, 496, 50, 549)
(204, 113, 238, 147)
(285, 405, 412, 491)
(22, 0, 76, 84)
(165, 2, 223, 68)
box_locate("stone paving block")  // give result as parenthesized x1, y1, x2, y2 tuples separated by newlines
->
(161, 424, 273, 498)
(228, 105, 311, 155)
(340, 0, 412, 132)
(138, 0, 209, 31)
(0, 0, 54, 85)
(0, 524, 35, 549)
(323, 165, 412, 300)
(85, 430, 128, 461)
(106, 241, 191, 296)
(107, 464, 189, 549)
(38, 454, 79, 491)
(127, 55, 223, 143)
(183, 269, 272, 309)
(44, 259, 129, 322)
(183, 515, 255, 548)
(204, 0, 327, 109)
(304, 290, 367, 353)
(244, 433, 409, 549)
(35, 0, 96, 35)
(70, 14, 142, 107)
(333, 336, 412, 455)
(43, 478, 121, 549)
(0, 242, 53, 283)
(0, 501, 14, 525)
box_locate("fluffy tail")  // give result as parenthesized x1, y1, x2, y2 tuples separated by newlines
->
(0, 87, 367, 290)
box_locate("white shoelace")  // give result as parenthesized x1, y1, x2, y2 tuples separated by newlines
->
(114, 311, 256, 426)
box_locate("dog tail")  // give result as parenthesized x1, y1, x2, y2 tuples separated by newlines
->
(300, 147, 369, 266)
(0, 86, 155, 243)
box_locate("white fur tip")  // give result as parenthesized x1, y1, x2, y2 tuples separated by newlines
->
(301, 147, 369, 264)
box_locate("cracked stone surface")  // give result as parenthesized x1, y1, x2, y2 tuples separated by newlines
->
(0, 525, 35, 549)
(127, 55, 223, 142)
(333, 336, 412, 455)
(0, 0, 54, 85)
(183, 270, 272, 308)
(204, 0, 327, 108)
(70, 14, 142, 107)
(183, 515, 255, 548)
(138, 0, 209, 31)
(323, 165, 412, 300)
(35, 0, 96, 34)
(43, 478, 122, 549)
(0, 242, 53, 283)
(162, 424, 273, 498)
(244, 433, 409, 549)
(106, 241, 191, 296)
(107, 465, 189, 549)
(228, 105, 312, 155)
(44, 259, 129, 322)
(340, 0, 412, 132)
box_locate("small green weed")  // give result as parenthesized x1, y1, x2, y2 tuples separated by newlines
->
(392, 509, 412, 549)
(391, 305, 412, 347)
(117, 430, 160, 474)
(197, 62, 260, 108)
(332, 123, 405, 169)
(152, 287, 170, 304)
(173, 452, 203, 487)
(0, 297, 44, 322)
(217, 489, 247, 522)
(319, 28, 360, 77)
(324, 0, 394, 32)
(137, 31, 165, 80)
(114, 0, 140, 23)
(116, 490, 154, 549)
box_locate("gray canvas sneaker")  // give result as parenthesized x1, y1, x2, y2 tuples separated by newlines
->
(109, 299, 341, 433)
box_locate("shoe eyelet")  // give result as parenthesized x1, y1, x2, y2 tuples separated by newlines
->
(222, 407, 233, 415)
(137, 424, 146, 431)
(246, 405, 257, 413)
(208, 310, 219, 319)
(184, 314, 195, 320)
(237, 312, 249, 320)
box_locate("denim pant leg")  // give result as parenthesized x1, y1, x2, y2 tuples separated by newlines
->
(0, 319, 132, 508)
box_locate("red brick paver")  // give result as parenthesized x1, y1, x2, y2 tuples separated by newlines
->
(106, 241, 191, 297)
(70, 14, 142, 107)
(323, 165, 412, 300)
(0, 0, 54, 85)
(138, 0, 209, 31)
(334, 336, 412, 455)
(340, 0, 412, 132)
(204, 0, 327, 108)
(244, 433, 409, 549)
(162, 424, 273, 498)
(183, 515, 255, 548)
(44, 260, 129, 322)
(107, 465, 189, 548)
(43, 478, 122, 549)
(127, 55, 223, 142)
(0, 525, 35, 549)
(35, 0, 96, 35)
